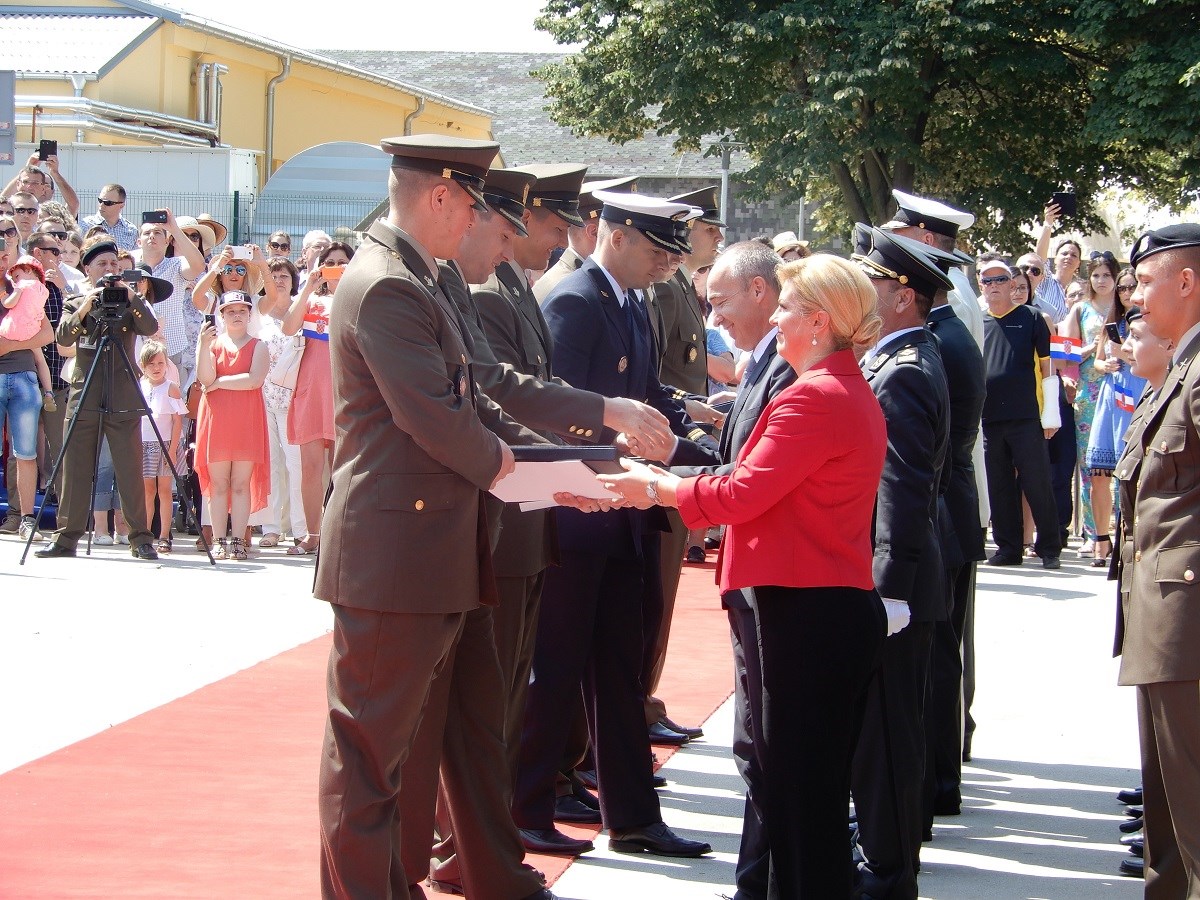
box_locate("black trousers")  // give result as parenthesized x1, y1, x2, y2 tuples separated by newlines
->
(513, 550, 660, 832)
(1046, 399, 1077, 543)
(729, 599, 769, 899)
(983, 418, 1060, 559)
(852, 622, 935, 900)
(756, 585, 885, 900)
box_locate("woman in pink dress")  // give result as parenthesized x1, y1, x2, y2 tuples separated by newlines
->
(195, 290, 271, 560)
(281, 241, 352, 555)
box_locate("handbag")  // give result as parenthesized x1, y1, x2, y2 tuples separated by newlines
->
(269, 334, 306, 391)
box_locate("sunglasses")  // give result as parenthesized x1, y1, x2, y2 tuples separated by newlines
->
(185, 231, 204, 242)
(980, 274, 1011, 285)
(97, 198, 124, 206)
(1090, 250, 1117, 264)
(13, 207, 38, 215)
(41, 230, 69, 240)
(35, 246, 62, 256)
(269, 241, 291, 251)
(1117, 284, 1136, 293)
(0, 227, 18, 239)
(221, 264, 249, 277)
(1018, 264, 1042, 276)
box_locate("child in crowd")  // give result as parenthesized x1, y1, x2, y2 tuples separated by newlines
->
(2, 256, 57, 411)
(140, 339, 187, 553)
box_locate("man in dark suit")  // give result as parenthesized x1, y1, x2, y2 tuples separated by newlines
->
(1115, 224, 1200, 899)
(852, 226, 952, 899)
(513, 192, 718, 859)
(881, 231, 987, 823)
(532, 176, 638, 302)
(35, 240, 161, 561)
(315, 135, 559, 900)
(670, 240, 795, 899)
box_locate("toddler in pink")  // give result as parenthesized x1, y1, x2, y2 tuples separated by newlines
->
(1, 256, 55, 411)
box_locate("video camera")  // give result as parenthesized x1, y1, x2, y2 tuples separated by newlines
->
(95, 271, 143, 318)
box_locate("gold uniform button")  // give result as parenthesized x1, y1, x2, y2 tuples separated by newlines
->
(461, 354, 467, 364)
(414, 499, 425, 511)
(568, 425, 577, 434)
(584, 429, 593, 437)
(691, 333, 697, 340)
(1135, 550, 1142, 562)
(1186, 569, 1196, 582)
(1161, 441, 1169, 452)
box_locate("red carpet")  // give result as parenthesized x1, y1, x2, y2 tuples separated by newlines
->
(0, 560, 732, 897)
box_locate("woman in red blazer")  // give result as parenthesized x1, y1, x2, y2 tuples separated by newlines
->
(602, 254, 889, 899)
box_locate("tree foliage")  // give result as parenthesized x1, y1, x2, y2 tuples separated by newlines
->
(534, 0, 1200, 249)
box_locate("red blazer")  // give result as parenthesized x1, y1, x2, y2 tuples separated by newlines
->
(676, 348, 886, 594)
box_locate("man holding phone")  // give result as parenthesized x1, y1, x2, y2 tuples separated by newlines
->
(1, 154, 80, 220)
(136, 209, 206, 389)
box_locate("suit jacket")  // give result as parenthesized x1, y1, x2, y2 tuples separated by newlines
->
(58, 286, 158, 417)
(1115, 329, 1200, 685)
(314, 220, 531, 614)
(542, 258, 718, 557)
(648, 269, 709, 395)
(863, 328, 951, 621)
(927, 306, 986, 565)
(676, 348, 885, 594)
(532, 246, 584, 303)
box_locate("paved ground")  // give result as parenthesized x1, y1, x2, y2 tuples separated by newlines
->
(1, 533, 1144, 898)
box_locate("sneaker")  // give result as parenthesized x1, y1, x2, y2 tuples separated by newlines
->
(94, 533, 115, 546)
(18, 516, 38, 541)
(0, 516, 19, 535)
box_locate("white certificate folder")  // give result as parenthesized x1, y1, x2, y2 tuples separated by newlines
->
(490, 446, 624, 511)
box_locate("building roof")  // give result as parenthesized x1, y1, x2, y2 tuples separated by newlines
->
(4, 2, 489, 117)
(322, 50, 736, 180)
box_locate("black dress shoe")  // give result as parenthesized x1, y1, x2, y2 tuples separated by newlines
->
(576, 768, 598, 790)
(659, 716, 703, 739)
(1117, 786, 1143, 805)
(608, 821, 711, 857)
(1120, 831, 1143, 846)
(652, 773, 668, 788)
(34, 543, 76, 558)
(571, 780, 600, 810)
(686, 545, 706, 563)
(131, 542, 159, 560)
(1119, 816, 1144, 834)
(517, 828, 593, 856)
(1119, 857, 1144, 878)
(1128, 839, 1144, 858)
(1041, 555, 1061, 569)
(1125, 805, 1144, 818)
(987, 552, 1023, 566)
(555, 795, 602, 824)
(649, 721, 690, 745)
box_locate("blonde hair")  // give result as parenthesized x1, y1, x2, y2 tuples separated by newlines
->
(779, 254, 882, 352)
(139, 339, 167, 368)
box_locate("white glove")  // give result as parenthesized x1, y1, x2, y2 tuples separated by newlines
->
(882, 598, 911, 636)
(1040, 376, 1062, 429)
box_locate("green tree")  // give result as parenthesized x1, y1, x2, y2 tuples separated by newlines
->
(534, 0, 1200, 249)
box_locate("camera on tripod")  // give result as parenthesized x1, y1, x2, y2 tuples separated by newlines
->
(96, 270, 143, 318)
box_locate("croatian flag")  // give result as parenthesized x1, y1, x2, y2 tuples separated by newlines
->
(1050, 335, 1082, 364)
(1115, 382, 1136, 413)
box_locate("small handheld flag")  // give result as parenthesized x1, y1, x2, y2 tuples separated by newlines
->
(1050, 335, 1083, 364)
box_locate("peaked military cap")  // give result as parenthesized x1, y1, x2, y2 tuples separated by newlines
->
(482, 168, 537, 237)
(596, 192, 694, 256)
(852, 224, 954, 298)
(510, 163, 589, 227)
(381, 134, 500, 210)
(1130, 223, 1200, 269)
(669, 186, 725, 227)
(578, 176, 639, 219)
(881, 188, 975, 239)
(873, 226, 969, 275)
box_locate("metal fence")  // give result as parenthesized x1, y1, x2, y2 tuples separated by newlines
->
(72, 190, 385, 250)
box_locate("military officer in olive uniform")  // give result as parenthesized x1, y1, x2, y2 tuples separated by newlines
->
(36, 239, 161, 561)
(852, 226, 952, 900)
(533, 176, 638, 303)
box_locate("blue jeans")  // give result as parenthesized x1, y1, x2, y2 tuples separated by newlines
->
(0, 370, 41, 459)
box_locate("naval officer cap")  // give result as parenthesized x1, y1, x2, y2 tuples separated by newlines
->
(866, 225, 970, 276)
(1129, 223, 1200, 269)
(509, 163, 589, 227)
(881, 188, 975, 239)
(669, 186, 726, 228)
(853, 224, 954, 298)
(595, 191, 695, 256)
(482, 168, 537, 237)
(380, 134, 500, 210)
(578, 176, 639, 220)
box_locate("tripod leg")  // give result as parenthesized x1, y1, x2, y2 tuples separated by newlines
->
(112, 338, 216, 566)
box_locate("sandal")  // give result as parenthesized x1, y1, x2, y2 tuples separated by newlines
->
(1092, 535, 1112, 568)
(259, 532, 281, 548)
(230, 536, 249, 561)
(213, 538, 230, 561)
(1023, 543, 1038, 558)
(155, 538, 173, 554)
(287, 533, 320, 556)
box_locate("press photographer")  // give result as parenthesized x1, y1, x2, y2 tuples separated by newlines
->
(35, 239, 162, 560)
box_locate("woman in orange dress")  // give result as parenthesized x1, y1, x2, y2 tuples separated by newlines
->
(281, 241, 353, 555)
(195, 290, 271, 560)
